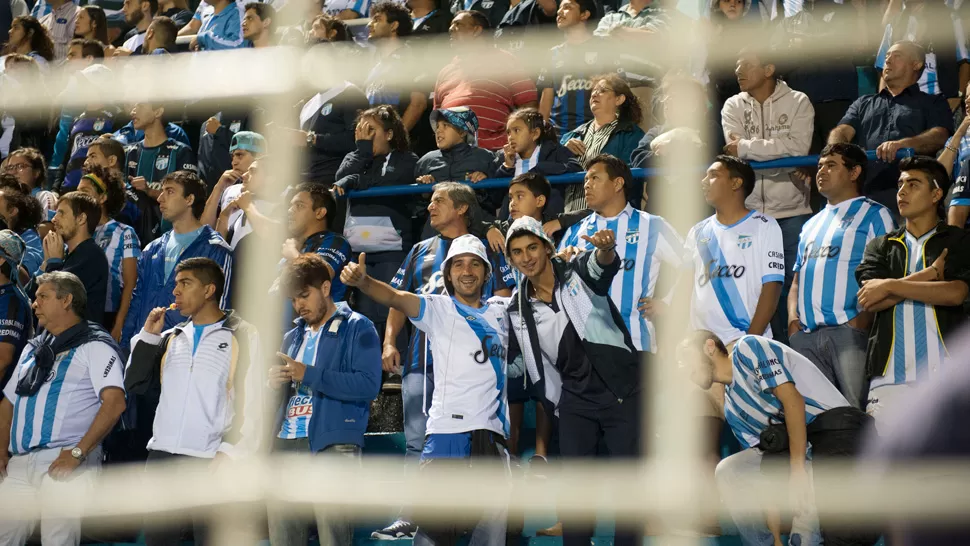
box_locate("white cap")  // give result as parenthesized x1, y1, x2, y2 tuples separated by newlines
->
(440, 234, 492, 296)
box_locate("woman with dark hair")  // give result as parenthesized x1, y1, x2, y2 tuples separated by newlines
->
(2, 16, 55, 64)
(332, 105, 419, 337)
(3, 148, 58, 219)
(560, 73, 645, 211)
(0, 185, 44, 277)
(75, 6, 110, 45)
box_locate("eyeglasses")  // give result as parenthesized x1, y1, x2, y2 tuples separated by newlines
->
(2, 163, 31, 173)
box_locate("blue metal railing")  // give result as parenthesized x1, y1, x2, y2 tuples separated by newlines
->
(344, 149, 916, 199)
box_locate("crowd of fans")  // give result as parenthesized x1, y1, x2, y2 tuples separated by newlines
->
(0, 0, 969, 544)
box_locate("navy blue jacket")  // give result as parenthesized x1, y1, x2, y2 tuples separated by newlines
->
(277, 303, 382, 452)
(493, 141, 579, 220)
(302, 84, 371, 185)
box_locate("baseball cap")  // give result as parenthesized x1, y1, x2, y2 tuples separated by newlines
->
(430, 107, 479, 146)
(440, 234, 492, 296)
(230, 131, 267, 155)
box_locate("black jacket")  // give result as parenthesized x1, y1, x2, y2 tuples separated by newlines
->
(494, 0, 556, 51)
(449, 0, 510, 29)
(493, 141, 579, 220)
(302, 84, 370, 185)
(334, 139, 420, 257)
(412, 8, 453, 36)
(856, 222, 970, 380)
(43, 238, 109, 325)
(197, 111, 251, 192)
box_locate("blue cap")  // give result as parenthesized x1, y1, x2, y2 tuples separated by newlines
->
(429, 107, 479, 146)
(230, 131, 267, 155)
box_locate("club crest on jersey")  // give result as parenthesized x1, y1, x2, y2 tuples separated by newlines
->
(482, 0, 494, 7)
(93, 120, 105, 132)
(155, 156, 169, 171)
(565, 277, 581, 296)
(229, 121, 242, 133)
(625, 231, 639, 245)
(322, 103, 333, 116)
(778, 114, 789, 125)
(737, 235, 753, 250)
(840, 215, 856, 229)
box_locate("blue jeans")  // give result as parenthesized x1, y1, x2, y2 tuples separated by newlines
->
(771, 214, 812, 346)
(402, 370, 434, 457)
(715, 447, 821, 546)
(790, 324, 870, 410)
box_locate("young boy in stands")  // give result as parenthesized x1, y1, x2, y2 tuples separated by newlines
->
(483, 172, 556, 468)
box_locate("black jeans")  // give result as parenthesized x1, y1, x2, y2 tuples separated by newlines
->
(143, 451, 210, 546)
(558, 393, 641, 546)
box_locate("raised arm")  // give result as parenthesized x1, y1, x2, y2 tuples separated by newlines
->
(341, 253, 422, 318)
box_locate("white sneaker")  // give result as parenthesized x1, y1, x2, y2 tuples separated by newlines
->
(371, 520, 418, 540)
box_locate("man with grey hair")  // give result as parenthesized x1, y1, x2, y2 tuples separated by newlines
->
(0, 271, 126, 546)
(828, 40, 953, 213)
(370, 181, 514, 540)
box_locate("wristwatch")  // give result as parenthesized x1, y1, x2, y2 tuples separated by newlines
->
(306, 131, 317, 146)
(70, 447, 86, 462)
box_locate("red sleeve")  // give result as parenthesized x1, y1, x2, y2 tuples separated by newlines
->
(503, 53, 538, 106)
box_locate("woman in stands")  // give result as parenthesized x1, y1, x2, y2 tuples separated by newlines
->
(1, 17, 55, 67)
(3, 148, 58, 221)
(74, 6, 110, 45)
(333, 105, 419, 339)
(560, 73, 645, 212)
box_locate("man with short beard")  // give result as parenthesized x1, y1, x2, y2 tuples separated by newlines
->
(41, 192, 109, 324)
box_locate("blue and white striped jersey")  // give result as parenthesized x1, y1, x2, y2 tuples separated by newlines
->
(411, 295, 510, 438)
(3, 341, 125, 455)
(869, 228, 949, 391)
(685, 211, 785, 344)
(725, 335, 849, 449)
(94, 220, 142, 314)
(390, 235, 514, 375)
(278, 326, 323, 440)
(559, 205, 683, 353)
(794, 197, 895, 332)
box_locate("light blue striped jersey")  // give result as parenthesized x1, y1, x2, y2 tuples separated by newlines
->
(2, 341, 125, 455)
(685, 211, 785, 345)
(94, 220, 142, 313)
(869, 228, 949, 391)
(410, 295, 510, 438)
(559, 205, 683, 353)
(794, 197, 895, 332)
(278, 326, 324, 440)
(725, 335, 850, 449)
(324, 0, 374, 17)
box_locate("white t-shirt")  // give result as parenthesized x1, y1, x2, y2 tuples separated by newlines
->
(4, 340, 125, 455)
(410, 295, 510, 438)
(123, 31, 146, 53)
(685, 211, 785, 344)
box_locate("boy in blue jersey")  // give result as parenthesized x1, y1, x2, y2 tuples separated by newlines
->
(124, 102, 198, 243)
(787, 144, 896, 410)
(0, 231, 32, 398)
(343, 235, 512, 546)
(76, 167, 141, 341)
(559, 154, 683, 356)
(268, 253, 382, 546)
(281, 184, 352, 302)
(188, 0, 244, 50)
(680, 330, 876, 546)
(373, 182, 513, 540)
(536, 0, 602, 134)
(856, 156, 970, 433)
(120, 171, 232, 355)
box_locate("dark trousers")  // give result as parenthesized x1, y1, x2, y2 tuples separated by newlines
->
(808, 408, 880, 546)
(143, 451, 210, 546)
(558, 393, 641, 546)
